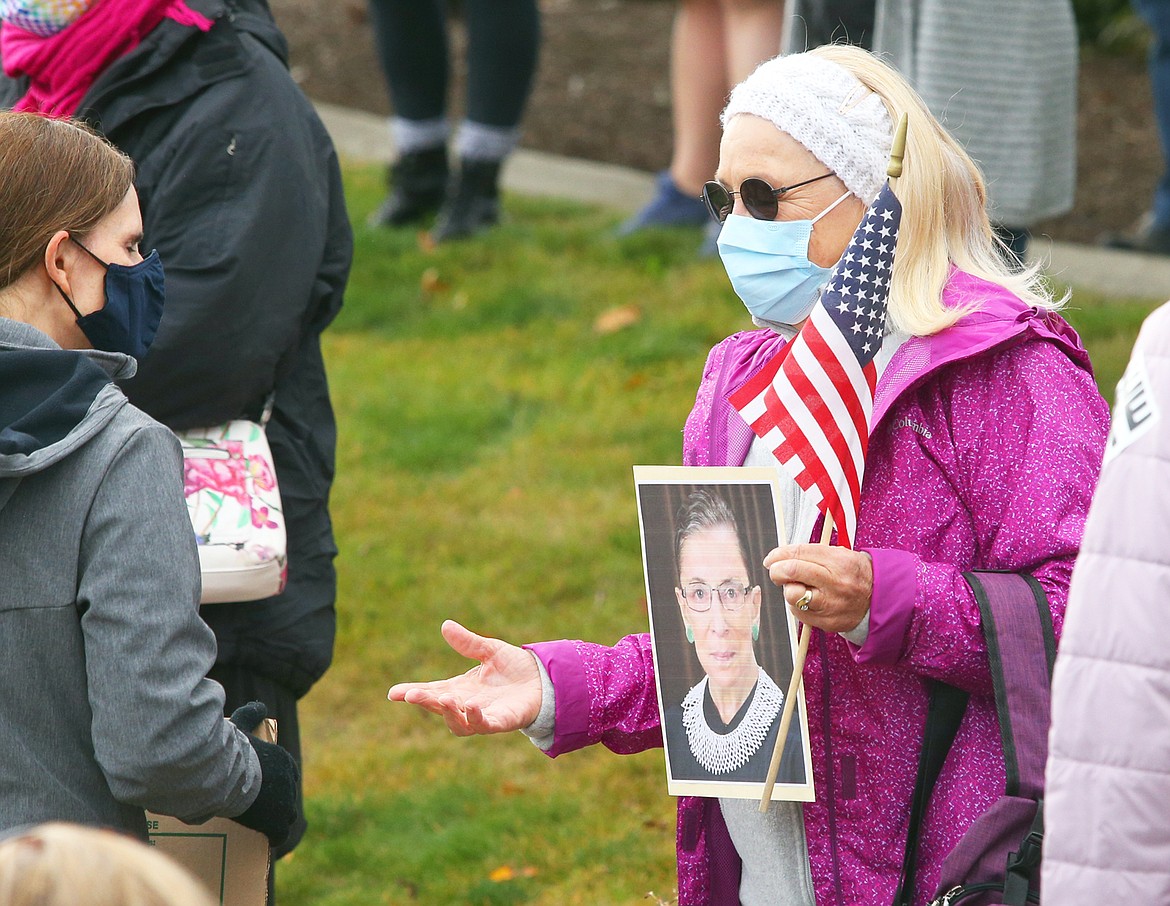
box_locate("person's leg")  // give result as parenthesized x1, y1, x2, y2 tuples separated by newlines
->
(1104, 0, 1170, 250)
(720, 0, 787, 86)
(367, 0, 452, 226)
(619, 0, 725, 236)
(671, 0, 731, 196)
(433, 0, 541, 241)
(798, 0, 875, 48)
(992, 222, 1031, 270)
(369, 0, 449, 122)
(1137, 0, 1170, 227)
(462, 0, 540, 136)
(694, 0, 785, 253)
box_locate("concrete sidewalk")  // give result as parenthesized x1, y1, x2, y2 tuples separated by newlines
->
(317, 101, 1170, 303)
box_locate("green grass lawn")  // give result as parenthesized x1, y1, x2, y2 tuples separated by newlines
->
(278, 162, 1163, 906)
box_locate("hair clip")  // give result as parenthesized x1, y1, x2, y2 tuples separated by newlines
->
(838, 84, 873, 116)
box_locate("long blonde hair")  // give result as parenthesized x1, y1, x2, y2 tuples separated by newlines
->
(808, 44, 1065, 336)
(0, 823, 215, 906)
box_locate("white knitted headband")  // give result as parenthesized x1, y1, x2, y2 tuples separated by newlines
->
(721, 53, 893, 202)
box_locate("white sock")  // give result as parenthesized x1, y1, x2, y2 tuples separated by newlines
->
(455, 120, 519, 162)
(390, 116, 450, 156)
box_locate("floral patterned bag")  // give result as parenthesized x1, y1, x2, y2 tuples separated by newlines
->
(177, 418, 287, 604)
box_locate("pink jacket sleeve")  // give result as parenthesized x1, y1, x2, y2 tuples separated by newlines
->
(525, 634, 664, 758)
(850, 339, 1109, 695)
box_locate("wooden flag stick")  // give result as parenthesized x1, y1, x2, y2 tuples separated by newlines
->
(759, 512, 834, 811)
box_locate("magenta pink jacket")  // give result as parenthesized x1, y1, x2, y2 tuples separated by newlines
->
(528, 272, 1108, 905)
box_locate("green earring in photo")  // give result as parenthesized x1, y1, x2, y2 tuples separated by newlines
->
(752, 623, 760, 641)
(686, 625, 694, 643)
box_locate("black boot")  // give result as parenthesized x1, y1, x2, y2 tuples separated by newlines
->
(367, 146, 449, 228)
(431, 158, 501, 243)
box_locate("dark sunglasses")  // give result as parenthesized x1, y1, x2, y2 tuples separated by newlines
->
(701, 172, 836, 223)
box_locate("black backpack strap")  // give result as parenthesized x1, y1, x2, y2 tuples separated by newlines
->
(894, 570, 1054, 906)
(1002, 803, 1045, 906)
(967, 571, 1054, 906)
(893, 680, 969, 906)
(966, 570, 1055, 801)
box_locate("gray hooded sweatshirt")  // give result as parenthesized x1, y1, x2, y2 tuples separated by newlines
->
(0, 318, 260, 838)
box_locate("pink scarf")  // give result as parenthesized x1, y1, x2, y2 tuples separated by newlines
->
(1, 0, 214, 117)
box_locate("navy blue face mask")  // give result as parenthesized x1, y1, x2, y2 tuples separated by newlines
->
(55, 238, 166, 361)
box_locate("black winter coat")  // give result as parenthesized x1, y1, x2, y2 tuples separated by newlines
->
(1, 0, 354, 697)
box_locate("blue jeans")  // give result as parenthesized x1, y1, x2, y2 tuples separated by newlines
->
(1134, 0, 1170, 227)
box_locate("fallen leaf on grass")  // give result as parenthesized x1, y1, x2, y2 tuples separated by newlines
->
(594, 304, 641, 335)
(420, 267, 449, 294)
(488, 865, 538, 883)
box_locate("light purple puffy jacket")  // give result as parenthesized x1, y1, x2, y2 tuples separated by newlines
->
(1044, 300, 1170, 903)
(529, 271, 1108, 905)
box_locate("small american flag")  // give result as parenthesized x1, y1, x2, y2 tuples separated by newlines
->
(728, 181, 902, 550)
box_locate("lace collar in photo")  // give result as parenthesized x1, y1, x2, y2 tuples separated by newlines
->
(681, 666, 784, 775)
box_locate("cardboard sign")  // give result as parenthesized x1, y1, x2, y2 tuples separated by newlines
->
(146, 718, 276, 906)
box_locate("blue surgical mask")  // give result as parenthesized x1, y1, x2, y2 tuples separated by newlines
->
(717, 190, 853, 326)
(56, 240, 166, 361)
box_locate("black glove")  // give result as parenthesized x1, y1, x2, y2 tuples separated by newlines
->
(229, 701, 300, 848)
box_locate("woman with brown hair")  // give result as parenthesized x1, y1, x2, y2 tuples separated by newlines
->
(0, 111, 297, 847)
(0, 2, 352, 872)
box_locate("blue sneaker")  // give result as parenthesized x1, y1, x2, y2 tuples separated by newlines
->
(618, 171, 710, 236)
(1101, 212, 1170, 255)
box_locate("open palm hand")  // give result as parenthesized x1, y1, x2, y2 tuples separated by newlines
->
(387, 620, 543, 737)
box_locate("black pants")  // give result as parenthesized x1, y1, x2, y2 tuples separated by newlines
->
(993, 222, 1031, 268)
(367, 0, 540, 128)
(208, 663, 304, 904)
(799, 0, 875, 47)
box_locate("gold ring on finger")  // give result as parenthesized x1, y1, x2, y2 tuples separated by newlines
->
(795, 589, 813, 612)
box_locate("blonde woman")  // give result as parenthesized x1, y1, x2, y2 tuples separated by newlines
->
(390, 45, 1109, 905)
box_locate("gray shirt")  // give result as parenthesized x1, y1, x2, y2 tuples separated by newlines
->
(873, 0, 1077, 227)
